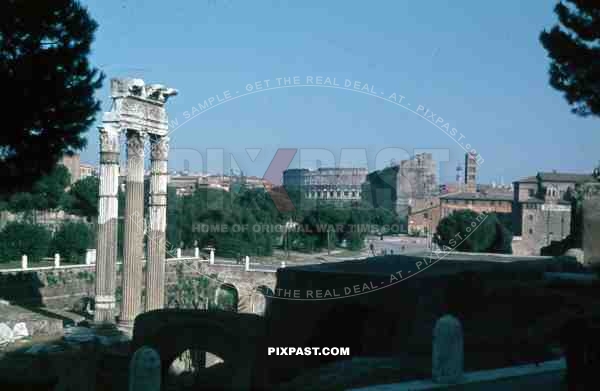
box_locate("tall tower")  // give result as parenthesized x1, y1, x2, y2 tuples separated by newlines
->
(455, 162, 462, 191)
(464, 152, 477, 193)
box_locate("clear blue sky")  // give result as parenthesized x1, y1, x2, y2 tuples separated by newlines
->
(80, 0, 599, 185)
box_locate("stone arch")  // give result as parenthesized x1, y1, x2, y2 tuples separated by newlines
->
(214, 283, 239, 312)
(131, 309, 267, 390)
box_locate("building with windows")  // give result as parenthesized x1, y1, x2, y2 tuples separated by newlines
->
(60, 154, 97, 183)
(283, 167, 368, 203)
(439, 191, 513, 219)
(366, 153, 437, 220)
(512, 171, 595, 255)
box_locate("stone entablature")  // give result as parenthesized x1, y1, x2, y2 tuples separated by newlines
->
(104, 78, 177, 136)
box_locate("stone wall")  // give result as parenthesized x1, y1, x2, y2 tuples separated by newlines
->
(0, 268, 96, 309)
(514, 203, 571, 256)
(0, 260, 277, 314)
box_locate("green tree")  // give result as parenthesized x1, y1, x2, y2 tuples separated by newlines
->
(6, 165, 71, 212)
(63, 176, 99, 219)
(540, 1, 600, 117)
(434, 210, 512, 254)
(0, 221, 52, 263)
(0, 0, 103, 194)
(52, 221, 95, 263)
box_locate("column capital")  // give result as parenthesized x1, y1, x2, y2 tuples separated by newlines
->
(150, 135, 170, 161)
(126, 129, 147, 159)
(99, 126, 120, 153)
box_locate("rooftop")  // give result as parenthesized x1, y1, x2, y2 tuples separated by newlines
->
(538, 171, 595, 183)
(516, 172, 595, 184)
(515, 175, 537, 184)
(439, 192, 513, 202)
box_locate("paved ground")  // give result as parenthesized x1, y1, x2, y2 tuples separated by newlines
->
(366, 235, 429, 256)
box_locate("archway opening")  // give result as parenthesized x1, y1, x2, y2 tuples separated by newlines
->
(167, 349, 226, 389)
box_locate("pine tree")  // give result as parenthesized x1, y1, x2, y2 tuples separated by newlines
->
(0, 0, 103, 194)
(540, 1, 600, 117)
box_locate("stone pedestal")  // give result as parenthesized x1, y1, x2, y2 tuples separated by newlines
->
(120, 130, 146, 329)
(129, 346, 161, 391)
(94, 127, 120, 324)
(432, 314, 463, 384)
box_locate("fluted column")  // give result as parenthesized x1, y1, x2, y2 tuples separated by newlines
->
(119, 130, 146, 328)
(94, 127, 120, 324)
(145, 135, 169, 311)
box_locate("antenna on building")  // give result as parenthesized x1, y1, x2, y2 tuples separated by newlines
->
(455, 162, 462, 188)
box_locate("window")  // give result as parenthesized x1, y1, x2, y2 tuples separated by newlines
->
(528, 214, 533, 221)
(424, 212, 429, 219)
(528, 228, 533, 235)
(528, 189, 535, 197)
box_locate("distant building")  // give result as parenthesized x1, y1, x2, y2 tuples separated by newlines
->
(408, 196, 441, 235)
(464, 152, 478, 193)
(366, 153, 437, 219)
(440, 191, 513, 219)
(512, 171, 595, 255)
(166, 173, 273, 196)
(59, 154, 97, 183)
(400, 153, 437, 198)
(283, 167, 368, 203)
(80, 163, 98, 179)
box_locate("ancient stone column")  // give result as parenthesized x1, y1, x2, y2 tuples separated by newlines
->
(583, 183, 600, 266)
(94, 126, 120, 324)
(120, 130, 146, 328)
(145, 135, 169, 312)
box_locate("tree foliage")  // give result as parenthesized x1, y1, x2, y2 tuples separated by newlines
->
(52, 221, 95, 262)
(540, 1, 600, 117)
(0, 221, 52, 262)
(6, 165, 71, 212)
(0, 0, 103, 194)
(63, 176, 99, 219)
(434, 210, 512, 254)
(166, 186, 402, 256)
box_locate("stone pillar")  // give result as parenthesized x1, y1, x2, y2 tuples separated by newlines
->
(21, 255, 27, 270)
(583, 184, 600, 266)
(129, 346, 161, 391)
(120, 130, 146, 328)
(94, 126, 120, 324)
(54, 253, 60, 268)
(432, 314, 463, 384)
(145, 135, 169, 312)
(209, 248, 215, 264)
(245, 255, 251, 271)
(194, 247, 199, 258)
